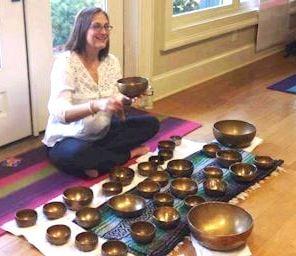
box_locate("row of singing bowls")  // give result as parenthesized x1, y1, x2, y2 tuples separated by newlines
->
(149, 171, 170, 187)
(75, 207, 101, 229)
(102, 181, 123, 196)
(63, 186, 93, 211)
(46, 224, 71, 245)
(213, 120, 256, 148)
(130, 221, 156, 244)
(117, 77, 148, 98)
(204, 178, 227, 197)
(187, 202, 253, 251)
(167, 159, 194, 177)
(216, 149, 242, 168)
(171, 177, 198, 199)
(43, 202, 67, 220)
(230, 162, 258, 182)
(75, 231, 98, 252)
(153, 206, 180, 229)
(137, 179, 160, 198)
(102, 240, 128, 256)
(138, 162, 158, 176)
(203, 166, 223, 179)
(15, 209, 37, 227)
(109, 167, 134, 186)
(203, 143, 221, 158)
(153, 192, 174, 207)
(254, 155, 275, 169)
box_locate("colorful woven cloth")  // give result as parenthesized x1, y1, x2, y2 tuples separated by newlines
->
(0, 112, 201, 235)
(92, 145, 280, 256)
(267, 74, 296, 94)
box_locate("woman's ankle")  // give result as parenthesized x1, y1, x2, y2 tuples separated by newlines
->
(130, 145, 150, 159)
(84, 169, 99, 178)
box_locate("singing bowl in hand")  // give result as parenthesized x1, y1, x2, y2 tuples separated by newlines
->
(117, 77, 148, 98)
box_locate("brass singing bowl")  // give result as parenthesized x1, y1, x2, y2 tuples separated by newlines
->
(170, 135, 182, 146)
(102, 181, 123, 196)
(63, 186, 93, 211)
(204, 178, 227, 197)
(75, 207, 101, 229)
(158, 140, 176, 151)
(117, 77, 148, 98)
(203, 166, 223, 179)
(184, 195, 206, 209)
(153, 206, 180, 230)
(187, 202, 253, 251)
(137, 179, 160, 198)
(153, 192, 174, 207)
(43, 202, 67, 220)
(216, 150, 242, 168)
(167, 159, 194, 178)
(109, 167, 135, 186)
(203, 143, 221, 158)
(158, 149, 174, 161)
(254, 155, 275, 170)
(108, 194, 146, 217)
(46, 224, 71, 246)
(213, 120, 256, 148)
(230, 163, 258, 182)
(130, 221, 156, 244)
(15, 209, 37, 227)
(138, 161, 158, 176)
(171, 177, 198, 199)
(149, 171, 170, 187)
(75, 231, 98, 252)
(101, 240, 128, 256)
(149, 155, 165, 166)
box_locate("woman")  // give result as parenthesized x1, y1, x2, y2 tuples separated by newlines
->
(43, 7, 159, 178)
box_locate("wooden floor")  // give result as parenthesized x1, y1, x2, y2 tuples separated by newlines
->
(0, 53, 295, 256)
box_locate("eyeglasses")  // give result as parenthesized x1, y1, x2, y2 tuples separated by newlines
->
(89, 23, 113, 32)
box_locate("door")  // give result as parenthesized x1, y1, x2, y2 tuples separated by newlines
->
(0, 0, 31, 146)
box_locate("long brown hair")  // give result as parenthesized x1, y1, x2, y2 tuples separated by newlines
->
(65, 7, 109, 61)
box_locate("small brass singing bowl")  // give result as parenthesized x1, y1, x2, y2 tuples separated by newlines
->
(230, 163, 258, 182)
(158, 140, 176, 151)
(131, 221, 156, 244)
(202, 143, 221, 158)
(117, 77, 148, 98)
(101, 240, 128, 256)
(153, 206, 180, 230)
(203, 166, 223, 179)
(149, 155, 165, 166)
(184, 195, 206, 209)
(167, 159, 194, 178)
(158, 149, 174, 161)
(254, 155, 275, 170)
(149, 171, 170, 187)
(204, 178, 227, 197)
(138, 161, 158, 176)
(153, 192, 174, 207)
(109, 167, 135, 186)
(108, 194, 146, 218)
(46, 224, 71, 246)
(216, 150, 242, 168)
(137, 179, 160, 198)
(170, 177, 198, 199)
(75, 231, 98, 252)
(63, 186, 93, 211)
(43, 202, 67, 220)
(170, 135, 182, 146)
(75, 207, 101, 229)
(15, 209, 37, 227)
(102, 181, 123, 196)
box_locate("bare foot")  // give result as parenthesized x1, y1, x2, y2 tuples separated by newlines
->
(130, 145, 150, 159)
(84, 169, 99, 178)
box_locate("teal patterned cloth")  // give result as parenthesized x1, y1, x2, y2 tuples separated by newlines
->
(91, 146, 279, 256)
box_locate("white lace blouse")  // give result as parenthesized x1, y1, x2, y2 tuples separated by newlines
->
(42, 51, 122, 147)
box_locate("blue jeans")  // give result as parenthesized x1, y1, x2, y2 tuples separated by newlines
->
(47, 115, 159, 177)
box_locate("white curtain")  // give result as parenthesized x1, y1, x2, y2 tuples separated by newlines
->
(256, 0, 290, 51)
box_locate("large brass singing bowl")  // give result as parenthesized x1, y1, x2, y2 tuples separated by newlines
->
(167, 159, 194, 178)
(213, 120, 256, 148)
(187, 202, 253, 251)
(117, 77, 148, 98)
(63, 186, 93, 211)
(108, 194, 146, 217)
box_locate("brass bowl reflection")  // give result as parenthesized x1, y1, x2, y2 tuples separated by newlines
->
(15, 209, 37, 227)
(213, 120, 256, 148)
(158, 140, 176, 151)
(153, 192, 174, 207)
(254, 155, 275, 170)
(75, 231, 98, 252)
(230, 163, 257, 182)
(203, 143, 221, 158)
(158, 149, 173, 161)
(216, 150, 242, 168)
(46, 224, 71, 246)
(167, 159, 194, 178)
(170, 135, 182, 146)
(153, 206, 180, 230)
(184, 195, 206, 209)
(137, 179, 160, 198)
(187, 202, 253, 251)
(203, 166, 223, 179)
(171, 178, 198, 199)
(108, 194, 146, 217)
(102, 181, 123, 196)
(75, 207, 101, 229)
(109, 167, 135, 186)
(63, 186, 93, 211)
(101, 240, 128, 256)
(204, 178, 227, 197)
(117, 77, 148, 98)
(149, 155, 165, 166)
(149, 171, 170, 187)
(43, 202, 67, 220)
(138, 162, 158, 176)
(130, 221, 156, 244)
